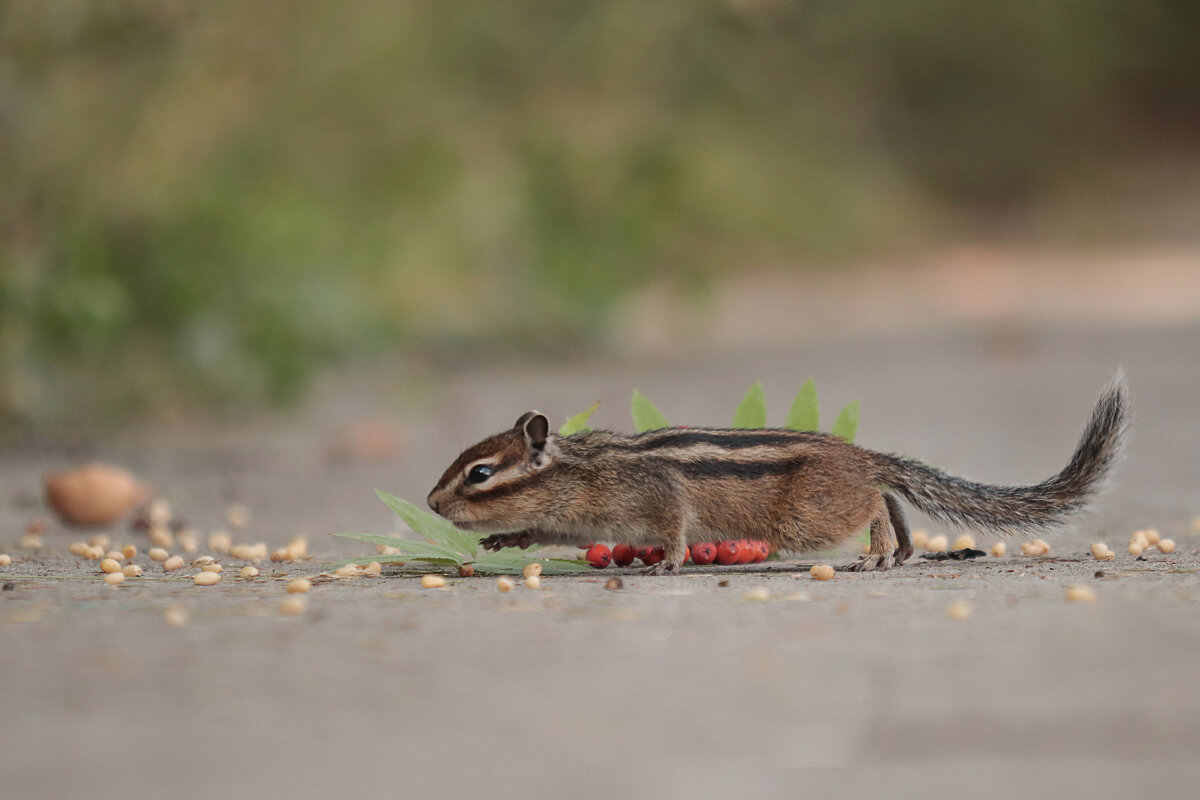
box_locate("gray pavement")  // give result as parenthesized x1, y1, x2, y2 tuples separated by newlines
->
(3, 320, 1200, 798)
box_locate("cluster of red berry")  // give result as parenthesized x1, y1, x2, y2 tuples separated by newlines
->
(582, 540, 772, 569)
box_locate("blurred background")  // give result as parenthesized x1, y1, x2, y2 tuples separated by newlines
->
(2, 0, 1199, 431)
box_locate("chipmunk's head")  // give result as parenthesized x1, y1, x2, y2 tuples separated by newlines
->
(427, 411, 558, 532)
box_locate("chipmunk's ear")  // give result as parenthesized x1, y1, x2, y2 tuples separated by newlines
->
(516, 411, 550, 455)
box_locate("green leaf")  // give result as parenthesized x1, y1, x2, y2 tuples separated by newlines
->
(831, 400, 860, 442)
(630, 390, 670, 432)
(731, 381, 767, 429)
(785, 378, 819, 431)
(559, 401, 599, 436)
(333, 532, 466, 562)
(374, 490, 480, 555)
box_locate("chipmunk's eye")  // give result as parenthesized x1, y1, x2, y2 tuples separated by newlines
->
(466, 464, 495, 484)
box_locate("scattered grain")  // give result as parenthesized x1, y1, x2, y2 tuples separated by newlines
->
(990, 542, 1007, 558)
(0, 554, 11, 567)
(334, 565, 361, 577)
(945, 600, 972, 620)
(100, 558, 121, 574)
(420, 574, 446, 589)
(226, 503, 249, 530)
(742, 586, 770, 602)
(162, 555, 185, 572)
(239, 566, 260, 579)
(286, 578, 312, 594)
(524, 575, 542, 590)
(279, 596, 307, 616)
(927, 535, 948, 552)
(201, 563, 222, 573)
(208, 531, 232, 554)
(1142, 528, 1161, 547)
(193, 571, 220, 586)
(69, 542, 91, 558)
(364, 561, 382, 577)
(88, 534, 111, 549)
(810, 564, 835, 581)
(20, 535, 42, 549)
(1066, 585, 1096, 603)
(104, 551, 125, 562)
(148, 526, 173, 548)
(912, 529, 930, 550)
(1158, 538, 1176, 554)
(522, 563, 543, 579)
(122, 564, 142, 578)
(164, 606, 188, 627)
(496, 577, 514, 593)
(104, 572, 125, 586)
(953, 534, 976, 551)
(148, 548, 169, 562)
(122, 544, 137, 560)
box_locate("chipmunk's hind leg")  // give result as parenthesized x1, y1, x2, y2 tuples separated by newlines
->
(843, 492, 896, 572)
(885, 493, 913, 565)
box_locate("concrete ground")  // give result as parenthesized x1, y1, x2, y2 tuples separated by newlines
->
(3, 264, 1200, 798)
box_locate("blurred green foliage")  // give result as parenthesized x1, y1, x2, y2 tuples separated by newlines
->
(1, 0, 1197, 425)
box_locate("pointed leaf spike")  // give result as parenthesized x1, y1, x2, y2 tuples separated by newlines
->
(831, 400, 860, 443)
(630, 390, 670, 432)
(732, 381, 768, 429)
(559, 401, 600, 436)
(786, 378, 820, 431)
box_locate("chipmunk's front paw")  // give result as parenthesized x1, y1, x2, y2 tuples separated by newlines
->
(479, 532, 532, 551)
(640, 559, 682, 576)
(842, 552, 895, 572)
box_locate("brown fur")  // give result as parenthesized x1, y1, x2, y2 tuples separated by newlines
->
(427, 378, 1128, 574)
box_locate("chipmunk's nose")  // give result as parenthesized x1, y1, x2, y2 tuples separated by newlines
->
(427, 493, 441, 515)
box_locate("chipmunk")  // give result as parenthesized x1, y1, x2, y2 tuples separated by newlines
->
(427, 377, 1128, 574)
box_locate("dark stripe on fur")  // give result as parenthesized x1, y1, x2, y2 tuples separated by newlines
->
(465, 470, 548, 502)
(646, 456, 808, 480)
(874, 377, 1129, 534)
(621, 429, 831, 452)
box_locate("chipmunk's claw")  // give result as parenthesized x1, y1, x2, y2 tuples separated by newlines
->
(479, 532, 531, 551)
(640, 560, 681, 576)
(842, 552, 895, 572)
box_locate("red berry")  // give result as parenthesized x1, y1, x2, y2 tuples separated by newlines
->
(715, 540, 740, 565)
(691, 542, 717, 565)
(736, 539, 756, 564)
(634, 545, 652, 562)
(640, 546, 664, 566)
(611, 543, 635, 568)
(682, 545, 691, 564)
(586, 544, 611, 569)
(756, 541, 770, 562)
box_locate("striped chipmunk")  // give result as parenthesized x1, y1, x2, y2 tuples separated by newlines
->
(427, 377, 1129, 574)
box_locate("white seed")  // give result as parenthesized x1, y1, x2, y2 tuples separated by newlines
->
(1129, 542, 1145, 557)
(945, 600, 973, 620)
(363, 561, 382, 577)
(88, 534, 111, 549)
(201, 563, 222, 573)
(0, 554, 11, 567)
(178, 537, 198, 555)
(239, 566, 259, 578)
(104, 550, 125, 563)
(191, 556, 216, 567)
(122, 544, 137, 560)
(1032, 539, 1050, 555)
(1090, 542, 1109, 558)
(287, 536, 308, 559)
(147, 499, 172, 527)
(278, 595, 307, 616)
(953, 534, 976, 551)
(420, 574, 446, 589)
(286, 578, 312, 594)
(1129, 530, 1148, 550)
(270, 548, 291, 563)
(193, 571, 220, 586)
(164, 605, 188, 627)
(524, 575, 541, 590)
(122, 564, 142, 577)
(911, 529, 930, 549)
(148, 548, 169, 562)
(163, 555, 185, 572)
(810, 564, 835, 581)
(1095, 548, 1115, 561)
(334, 565, 361, 577)
(104, 571, 125, 586)
(86, 546, 105, 560)
(377, 545, 401, 556)
(1066, 584, 1096, 603)
(100, 558, 122, 574)
(20, 535, 42, 549)
(496, 577, 514, 593)
(522, 562, 543, 579)
(1158, 538, 1176, 554)
(1142, 528, 1161, 547)
(149, 526, 173, 548)
(742, 586, 770, 602)
(69, 542, 91, 558)
(208, 531, 233, 554)
(927, 535, 948, 552)
(990, 542, 1007, 558)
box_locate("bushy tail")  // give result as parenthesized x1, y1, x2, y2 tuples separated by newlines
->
(872, 377, 1130, 535)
